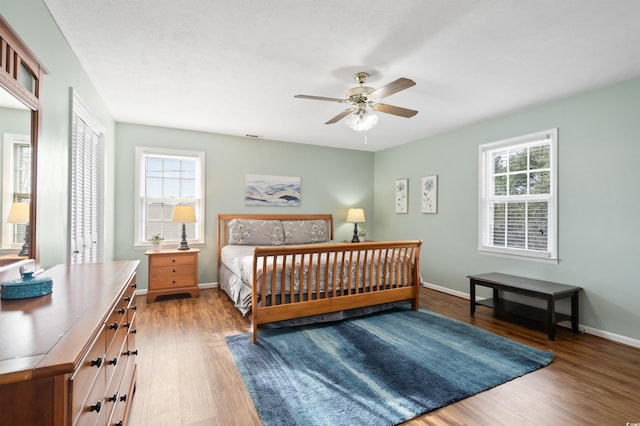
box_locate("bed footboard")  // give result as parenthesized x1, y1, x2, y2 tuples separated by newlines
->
(250, 240, 422, 343)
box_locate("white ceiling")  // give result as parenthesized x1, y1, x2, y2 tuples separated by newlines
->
(42, 0, 640, 152)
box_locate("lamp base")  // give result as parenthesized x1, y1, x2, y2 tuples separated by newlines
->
(351, 223, 360, 243)
(18, 225, 30, 256)
(178, 223, 190, 250)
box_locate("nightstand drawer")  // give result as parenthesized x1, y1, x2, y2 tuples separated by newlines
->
(150, 265, 195, 278)
(150, 276, 195, 290)
(150, 254, 195, 267)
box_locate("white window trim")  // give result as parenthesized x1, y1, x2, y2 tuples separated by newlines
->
(2, 132, 30, 249)
(134, 146, 205, 248)
(478, 128, 558, 263)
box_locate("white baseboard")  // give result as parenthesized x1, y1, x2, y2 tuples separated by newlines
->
(422, 282, 640, 349)
(199, 281, 218, 289)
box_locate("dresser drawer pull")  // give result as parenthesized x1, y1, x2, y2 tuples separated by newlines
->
(172, 259, 176, 263)
(132, 282, 137, 288)
(117, 308, 126, 315)
(173, 269, 176, 273)
(124, 349, 139, 356)
(108, 393, 118, 402)
(124, 322, 131, 329)
(109, 322, 119, 330)
(124, 296, 132, 302)
(90, 357, 102, 368)
(107, 357, 118, 366)
(116, 422, 123, 426)
(131, 304, 137, 311)
(89, 401, 102, 413)
(120, 393, 128, 402)
(132, 328, 138, 334)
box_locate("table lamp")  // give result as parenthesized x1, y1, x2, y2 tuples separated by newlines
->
(346, 208, 365, 243)
(7, 202, 30, 256)
(171, 205, 196, 250)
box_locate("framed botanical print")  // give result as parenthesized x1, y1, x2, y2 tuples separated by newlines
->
(395, 178, 408, 213)
(421, 175, 437, 214)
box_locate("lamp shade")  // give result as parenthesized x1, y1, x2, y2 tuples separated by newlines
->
(171, 205, 196, 223)
(7, 202, 30, 224)
(346, 208, 365, 223)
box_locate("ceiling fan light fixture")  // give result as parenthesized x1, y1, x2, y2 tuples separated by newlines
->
(345, 108, 378, 132)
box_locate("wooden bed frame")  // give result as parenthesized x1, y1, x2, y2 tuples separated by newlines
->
(218, 214, 422, 342)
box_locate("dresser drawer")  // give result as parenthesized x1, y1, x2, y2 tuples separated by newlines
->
(73, 371, 107, 426)
(150, 254, 195, 267)
(70, 327, 106, 422)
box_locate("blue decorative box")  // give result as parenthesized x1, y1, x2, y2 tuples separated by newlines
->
(1, 271, 53, 299)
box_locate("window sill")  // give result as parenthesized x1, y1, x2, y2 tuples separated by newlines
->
(478, 249, 559, 264)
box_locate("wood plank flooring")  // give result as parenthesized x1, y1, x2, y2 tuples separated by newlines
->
(127, 288, 640, 425)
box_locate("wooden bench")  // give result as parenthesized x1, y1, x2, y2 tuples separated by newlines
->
(468, 272, 582, 340)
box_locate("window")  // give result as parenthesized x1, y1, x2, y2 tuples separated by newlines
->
(70, 90, 105, 264)
(2, 133, 30, 249)
(478, 129, 558, 262)
(135, 147, 205, 246)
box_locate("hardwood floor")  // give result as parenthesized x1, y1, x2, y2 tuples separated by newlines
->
(127, 288, 640, 425)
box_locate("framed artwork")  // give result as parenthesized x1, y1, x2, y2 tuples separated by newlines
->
(245, 174, 301, 206)
(421, 175, 438, 214)
(395, 178, 408, 213)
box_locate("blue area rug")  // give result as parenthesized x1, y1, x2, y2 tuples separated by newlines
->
(226, 308, 553, 426)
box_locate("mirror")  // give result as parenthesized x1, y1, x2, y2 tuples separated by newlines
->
(1, 88, 31, 258)
(0, 15, 46, 266)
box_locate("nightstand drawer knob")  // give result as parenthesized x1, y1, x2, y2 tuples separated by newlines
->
(109, 322, 119, 330)
(90, 357, 102, 368)
(108, 357, 117, 366)
(89, 401, 102, 413)
(117, 308, 126, 315)
(172, 259, 176, 263)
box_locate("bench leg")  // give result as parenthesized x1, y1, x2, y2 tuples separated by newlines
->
(470, 280, 476, 315)
(547, 297, 556, 341)
(571, 291, 580, 333)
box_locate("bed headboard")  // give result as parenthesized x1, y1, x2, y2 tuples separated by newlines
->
(217, 214, 334, 265)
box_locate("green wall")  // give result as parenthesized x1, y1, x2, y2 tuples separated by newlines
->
(375, 76, 640, 342)
(114, 123, 374, 291)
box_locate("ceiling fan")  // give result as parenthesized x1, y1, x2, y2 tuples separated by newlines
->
(295, 72, 418, 132)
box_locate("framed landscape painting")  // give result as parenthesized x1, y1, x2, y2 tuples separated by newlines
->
(395, 178, 408, 213)
(245, 174, 301, 206)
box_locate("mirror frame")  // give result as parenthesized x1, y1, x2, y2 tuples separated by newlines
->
(0, 15, 47, 263)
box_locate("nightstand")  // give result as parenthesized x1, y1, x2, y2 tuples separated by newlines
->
(145, 248, 200, 302)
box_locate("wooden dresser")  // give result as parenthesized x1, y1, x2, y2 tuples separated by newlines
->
(146, 248, 199, 302)
(0, 261, 140, 426)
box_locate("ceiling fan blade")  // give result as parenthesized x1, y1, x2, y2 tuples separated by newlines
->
(369, 78, 416, 100)
(294, 94, 345, 103)
(325, 108, 356, 124)
(373, 103, 418, 118)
